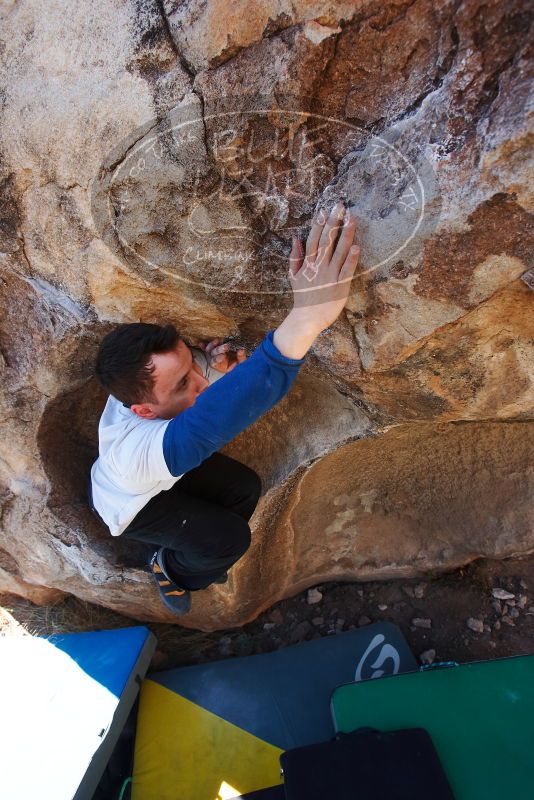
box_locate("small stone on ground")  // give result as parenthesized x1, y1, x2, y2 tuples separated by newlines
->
(492, 588, 515, 600)
(420, 649, 436, 665)
(307, 588, 323, 605)
(467, 618, 484, 633)
(412, 617, 432, 629)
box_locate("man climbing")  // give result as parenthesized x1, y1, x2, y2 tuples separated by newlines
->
(89, 200, 360, 614)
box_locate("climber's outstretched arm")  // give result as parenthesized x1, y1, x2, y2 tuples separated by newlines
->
(162, 328, 306, 476)
(163, 200, 359, 478)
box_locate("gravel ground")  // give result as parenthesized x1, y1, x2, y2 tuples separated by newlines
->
(2, 554, 534, 672)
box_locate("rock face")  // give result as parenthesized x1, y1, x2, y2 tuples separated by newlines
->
(0, 0, 532, 631)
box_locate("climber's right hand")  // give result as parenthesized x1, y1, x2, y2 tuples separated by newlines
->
(288, 200, 360, 334)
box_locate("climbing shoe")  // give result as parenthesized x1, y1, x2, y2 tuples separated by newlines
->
(148, 548, 191, 614)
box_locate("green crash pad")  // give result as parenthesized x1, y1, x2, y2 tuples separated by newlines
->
(331, 654, 534, 800)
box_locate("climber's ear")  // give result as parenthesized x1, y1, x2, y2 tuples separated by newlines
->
(130, 403, 158, 420)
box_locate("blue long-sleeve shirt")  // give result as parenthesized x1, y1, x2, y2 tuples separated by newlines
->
(90, 329, 306, 535)
(162, 328, 305, 475)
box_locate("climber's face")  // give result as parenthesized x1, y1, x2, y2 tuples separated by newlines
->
(130, 339, 209, 421)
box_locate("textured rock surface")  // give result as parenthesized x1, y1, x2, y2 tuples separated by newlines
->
(0, 0, 532, 630)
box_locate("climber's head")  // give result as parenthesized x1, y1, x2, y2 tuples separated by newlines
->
(95, 322, 209, 420)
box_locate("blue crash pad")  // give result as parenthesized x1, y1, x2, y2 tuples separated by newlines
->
(0, 625, 155, 800)
(132, 622, 416, 799)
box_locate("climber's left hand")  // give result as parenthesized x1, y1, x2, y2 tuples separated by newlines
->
(198, 338, 247, 373)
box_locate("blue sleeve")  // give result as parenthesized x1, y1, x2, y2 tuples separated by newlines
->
(162, 329, 306, 476)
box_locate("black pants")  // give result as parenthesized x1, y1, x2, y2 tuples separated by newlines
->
(119, 452, 262, 591)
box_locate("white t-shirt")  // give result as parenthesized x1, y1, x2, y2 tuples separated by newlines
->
(90, 347, 223, 536)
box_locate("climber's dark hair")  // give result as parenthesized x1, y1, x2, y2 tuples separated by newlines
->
(95, 322, 182, 407)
